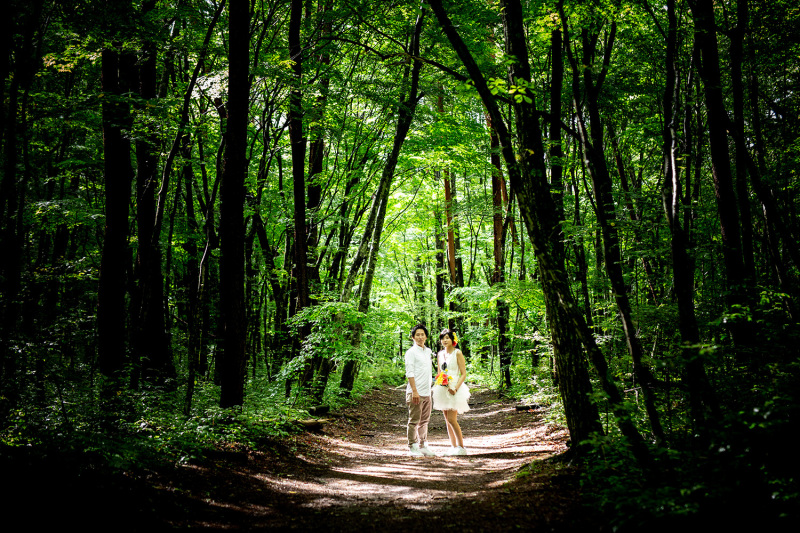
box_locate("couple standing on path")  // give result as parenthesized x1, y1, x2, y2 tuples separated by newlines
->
(405, 324, 471, 457)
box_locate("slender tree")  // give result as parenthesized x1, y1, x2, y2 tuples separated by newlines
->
(663, 0, 720, 437)
(339, 6, 426, 395)
(487, 114, 511, 389)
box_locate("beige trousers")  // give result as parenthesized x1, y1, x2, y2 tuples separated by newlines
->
(406, 393, 432, 447)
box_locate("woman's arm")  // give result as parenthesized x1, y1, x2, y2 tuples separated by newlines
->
(455, 350, 467, 391)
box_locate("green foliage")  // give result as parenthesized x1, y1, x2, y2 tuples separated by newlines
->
(288, 300, 368, 365)
(359, 360, 407, 388)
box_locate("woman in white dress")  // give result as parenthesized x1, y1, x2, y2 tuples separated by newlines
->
(432, 329, 470, 455)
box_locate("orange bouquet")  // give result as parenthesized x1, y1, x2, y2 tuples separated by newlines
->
(435, 371, 450, 387)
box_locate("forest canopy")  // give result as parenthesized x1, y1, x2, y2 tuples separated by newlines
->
(1, 0, 799, 528)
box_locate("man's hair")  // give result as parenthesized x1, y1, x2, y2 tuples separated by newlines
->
(410, 323, 429, 339)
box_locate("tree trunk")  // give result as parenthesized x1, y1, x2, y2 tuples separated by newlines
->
(444, 170, 467, 353)
(1, 0, 47, 411)
(570, 174, 594, 333)
(289, 0, 310, 315)
(182, 136, 203, 415)
(327, 167, 361, 293)
(609, 130, 659, 303)
(306, 2, 332, 400)
(663, 0, 720, 437)
(434, 81, 466, 340)
(730, 0, 755, 282)
(97, 46, 135, 383)
(435, 208, 447, 327)
(218, 0, 250, 408)
(0, 35, 22, 406)
(131, 7, 174, 385)
(690, 0, 747, 305)
(253, 212, 290, 366)
(488, 113, 511, 389)
(287, 0, 316, 394)
(502, 0, 604, 450)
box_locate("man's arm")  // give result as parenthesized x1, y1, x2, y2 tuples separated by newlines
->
(408, 376, 420, 404)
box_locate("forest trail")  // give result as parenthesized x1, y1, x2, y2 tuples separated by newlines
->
(153, 384, 590, 531)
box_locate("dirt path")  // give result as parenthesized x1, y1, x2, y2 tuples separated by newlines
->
(153, 385, 590, 531)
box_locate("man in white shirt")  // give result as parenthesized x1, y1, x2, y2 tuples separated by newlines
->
(405, 324, 435, 456)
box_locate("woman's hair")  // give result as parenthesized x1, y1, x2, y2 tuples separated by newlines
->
(410, 323, 429, 339)
(439, 328, 458, 345)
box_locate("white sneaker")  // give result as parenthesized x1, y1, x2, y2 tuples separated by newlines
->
(408, 443, 424, 456)
(419, 444, 436, 456)
(455, 446, 467, 456)
(443, 446, 458, 456)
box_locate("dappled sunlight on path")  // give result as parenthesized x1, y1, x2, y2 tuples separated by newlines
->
(161, 384, 576, 531)
(259, 385, 568, 513)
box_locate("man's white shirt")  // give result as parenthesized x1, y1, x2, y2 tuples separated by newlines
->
(405, 344, 432, 396)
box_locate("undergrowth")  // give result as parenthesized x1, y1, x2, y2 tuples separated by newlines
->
(0, 358, 407, 476)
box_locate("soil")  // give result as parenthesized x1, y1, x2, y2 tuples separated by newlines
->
(10, 384, 599, 531)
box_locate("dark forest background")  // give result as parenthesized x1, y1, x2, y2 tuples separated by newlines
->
(1, 0, 799, 528)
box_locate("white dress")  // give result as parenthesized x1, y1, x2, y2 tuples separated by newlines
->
(432, 349, 471, 413)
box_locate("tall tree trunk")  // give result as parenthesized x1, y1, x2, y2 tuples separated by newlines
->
(253, 212, 289, 365)
(198, 125, 220, 381)
(663, 0, 720, 437)
(549, 27, 564, 212)
(569, 174, 593, 332)
(730, 0, 755, 282)
(98, 46, 135, 383)
(413, 255, 426, 322)
(743, 77, 799, 314)
(327, 167, 361, 293)
(0, 56, 22, 406)
(306, 2, 332, 400)
(488, 114, 511, 389)
(690, 0, 747, 308)
(287, 0, 314, 394)
(609, 130, 659, 303)
(289, 0, 310, 315)
(219, 0, 250, 408)
(182, 135, 203, 415)
(737, 7, 800, 314)
(435, 84, 467, 342)
(435, 208, 447, 331)
(444, 170, 467, 353)
(131, 3, 174, 385)
(503, 0, 603, 450)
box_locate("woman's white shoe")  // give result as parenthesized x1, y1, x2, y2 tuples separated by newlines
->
(444, 446, 466, 456)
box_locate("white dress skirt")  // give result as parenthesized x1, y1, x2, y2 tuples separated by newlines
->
(432, 349, 471, 413)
